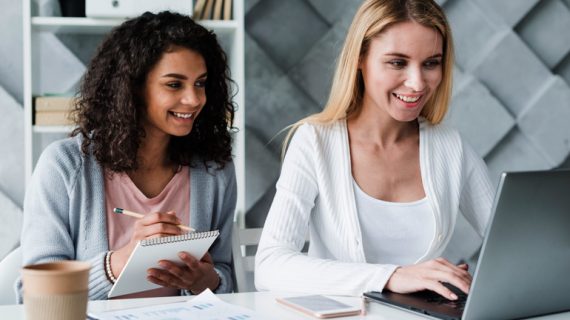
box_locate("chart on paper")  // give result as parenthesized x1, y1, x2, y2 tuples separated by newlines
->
(88, 289, 265, 320)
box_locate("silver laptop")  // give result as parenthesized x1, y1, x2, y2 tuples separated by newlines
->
(364, 170, 570, 319)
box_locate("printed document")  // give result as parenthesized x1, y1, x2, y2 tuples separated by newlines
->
(89, 289, 266, 320)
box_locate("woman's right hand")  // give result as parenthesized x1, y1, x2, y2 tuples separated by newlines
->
(111, 211, 184, 277)
(385, 257, 471, 300)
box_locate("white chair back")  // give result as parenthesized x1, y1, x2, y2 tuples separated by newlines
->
(231, 223, 310, 293)
(231, 223, 262, 293)
(0, 247, 22, 305)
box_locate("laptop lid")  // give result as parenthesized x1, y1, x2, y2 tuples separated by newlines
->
(365, 170, 570, 320)
(463, 170, 570, 320)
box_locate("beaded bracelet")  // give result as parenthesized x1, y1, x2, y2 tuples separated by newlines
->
(104, 251, 117, 284)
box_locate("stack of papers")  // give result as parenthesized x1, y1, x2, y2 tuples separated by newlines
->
(89, 289, 265, 320)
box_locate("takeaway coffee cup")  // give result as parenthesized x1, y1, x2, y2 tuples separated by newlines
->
(21, 261, 90, 320)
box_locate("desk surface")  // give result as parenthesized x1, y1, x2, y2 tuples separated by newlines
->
(1, 291, 569, 319)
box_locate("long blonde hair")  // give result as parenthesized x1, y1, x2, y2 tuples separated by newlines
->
(282, 0, 454, 155)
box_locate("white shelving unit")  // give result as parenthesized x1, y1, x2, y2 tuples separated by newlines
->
(23, 1, 246, 219)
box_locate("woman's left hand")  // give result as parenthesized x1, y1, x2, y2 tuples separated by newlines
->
(147, 252, 220, 294)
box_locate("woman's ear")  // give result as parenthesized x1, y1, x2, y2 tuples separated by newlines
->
(357, 53, 366, 70)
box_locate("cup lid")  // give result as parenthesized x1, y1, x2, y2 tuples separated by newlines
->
(22, 261, 90, 295)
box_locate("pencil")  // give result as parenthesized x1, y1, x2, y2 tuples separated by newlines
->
(113, 207, 195, 232)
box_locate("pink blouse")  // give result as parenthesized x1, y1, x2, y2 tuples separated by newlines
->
(104, 166, 190, 298)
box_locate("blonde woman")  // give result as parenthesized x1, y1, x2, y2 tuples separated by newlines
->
(255, 0, 494, 299)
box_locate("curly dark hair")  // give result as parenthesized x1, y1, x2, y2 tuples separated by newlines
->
(72, 11, 235, 172)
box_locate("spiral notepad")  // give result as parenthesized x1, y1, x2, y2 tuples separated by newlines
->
(108, 230, 219, 298)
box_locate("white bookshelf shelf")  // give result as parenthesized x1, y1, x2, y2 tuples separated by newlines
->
(200, 20, 240, 35)
(33, 125, 75, 133)
(31, 17, 124, 34)
(32, 17, 239, 35)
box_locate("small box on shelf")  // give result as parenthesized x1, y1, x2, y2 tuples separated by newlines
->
(85, 0, 192, 19)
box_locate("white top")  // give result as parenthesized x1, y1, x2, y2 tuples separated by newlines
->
(353, 179, 435, 266)
(255, 119, 495, 296)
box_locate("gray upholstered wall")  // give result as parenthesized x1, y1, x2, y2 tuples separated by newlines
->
(1, 0, 570, 260)
(243, 0, 570, 228)
(0, 0, 25, 259)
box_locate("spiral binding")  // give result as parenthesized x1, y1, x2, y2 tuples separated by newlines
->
(141, 230, 220, 246)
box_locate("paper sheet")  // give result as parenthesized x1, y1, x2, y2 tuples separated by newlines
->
(89, 289, 266, 320)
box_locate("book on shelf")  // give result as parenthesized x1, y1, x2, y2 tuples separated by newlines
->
(33, 96, 76, 126)
(193, 0, 207, 19)
(223, 0, 232, 20)
(194, 0, 232, 21)
(213, 0, 224, 20)
(34, 110, 74, 126)
(202, 0, 215, 20)
(34, 96, 76, 112)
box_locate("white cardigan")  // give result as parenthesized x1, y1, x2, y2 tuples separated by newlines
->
(255, 119, 494, 296)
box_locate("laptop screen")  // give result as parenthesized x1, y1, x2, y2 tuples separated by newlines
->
(365, 170, 570, 320)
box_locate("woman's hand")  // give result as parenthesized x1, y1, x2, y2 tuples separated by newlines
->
(111, 211, 183, 277)
(146, 252, 220, 294)
(385, 257, 471, 300)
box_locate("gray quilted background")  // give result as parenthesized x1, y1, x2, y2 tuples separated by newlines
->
(1, 0, 570, 260)
(243, 0, 570, 229)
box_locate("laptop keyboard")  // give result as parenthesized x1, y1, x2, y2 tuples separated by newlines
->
(424, 283, 468, 310)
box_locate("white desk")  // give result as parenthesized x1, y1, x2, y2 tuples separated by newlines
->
(0, 291, 568, 319)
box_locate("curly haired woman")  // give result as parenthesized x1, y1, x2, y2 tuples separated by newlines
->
(17, 11, 236, 301)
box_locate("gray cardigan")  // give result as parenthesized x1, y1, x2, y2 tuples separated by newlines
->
(16, 136, 236, 301)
